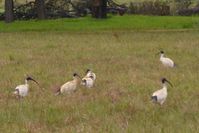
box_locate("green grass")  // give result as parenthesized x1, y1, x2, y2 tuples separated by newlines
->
(0, 15, 199, 32)
(0, 13, 199, 132)
(0, 8, 3, 12)
(0, 30, 199, 132)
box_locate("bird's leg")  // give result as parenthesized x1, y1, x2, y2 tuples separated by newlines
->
(16, 95, 21, 100)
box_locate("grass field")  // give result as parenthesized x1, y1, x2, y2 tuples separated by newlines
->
(0, 14, 199, 132)
(1, 15, 199, 32)
(0, 24, 199, 132)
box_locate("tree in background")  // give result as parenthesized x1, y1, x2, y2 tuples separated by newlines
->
(170, 0, 192, 15)
(175, 0, 191, 9)
(92, 0, 107, 18)
(5, 0, 14, 23)
(35, 0, 45, 19)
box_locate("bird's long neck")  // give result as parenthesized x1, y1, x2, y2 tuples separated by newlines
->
(160, 53, 164, 59)
(87, 71, 91, 76)
(25, 79, 28, 85)
(162, 83, 167, 91)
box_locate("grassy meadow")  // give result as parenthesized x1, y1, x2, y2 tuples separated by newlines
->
(1, 15, 199, 32)
(0, 29, 199, 132)
(0, 15, 199, 132)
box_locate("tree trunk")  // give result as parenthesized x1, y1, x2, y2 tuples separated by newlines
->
(101, 0, 107, 18)
(5, 0, 14, 23)
(92, 0, 107, 18)
(35, 0, 46, 19)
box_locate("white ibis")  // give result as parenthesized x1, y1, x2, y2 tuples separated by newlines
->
(85, 69, 96, 81)
(13, 76, 40, 98)
(81, 69, 96, 88)
(159, 51, 175, 68)
(55, 73, 81, 95)
(151, 78, 173, 105)
(81, 75, 95, 88)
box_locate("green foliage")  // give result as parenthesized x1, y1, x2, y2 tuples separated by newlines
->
(128, 0, 170, 15)
(175, 0, 192, 9)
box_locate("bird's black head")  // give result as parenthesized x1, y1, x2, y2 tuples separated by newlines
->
(73, 73, 78, 77)
(26, 76, 33, 81)
(160, 50, 164, 54)
(161, 78, 173, 87)
(161, 78, 167, 83)
(86, 69, 91, 73)
(26, 76, 40, 86)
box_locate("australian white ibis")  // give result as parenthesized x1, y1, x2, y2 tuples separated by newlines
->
(55, 73, 81, 95)
(151, 78, 173, 105)
(13, 76, 40, 98)
(81, 75, 95, 88)
(81, 69, 96, 88)
(85, 69, 96, 81)
(159, 51, 175, 68)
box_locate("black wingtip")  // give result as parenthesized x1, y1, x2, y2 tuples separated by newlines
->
(151, 96, 158, 102)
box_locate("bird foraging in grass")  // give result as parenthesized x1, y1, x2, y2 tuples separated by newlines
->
(151, 78, 173, 105)
(84, 69, 96, 81)
(13, 76, 40, 98)
(159, 50, 176, 68)
(55, 73, 81, 95)
(81, 69, 96, 88)
(81, 75, 95, 88)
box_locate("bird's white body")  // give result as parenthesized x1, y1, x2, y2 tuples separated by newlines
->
(60, 76, 81, 94)
(160, 54, 175, 68)
(14, 80, 29, 97)
(152, 84, 167, 105)
(86, 71, 96, 81)
(13, 77, 39, 98)
(81, 77, 94, 88)
(81, 70, 96, 88)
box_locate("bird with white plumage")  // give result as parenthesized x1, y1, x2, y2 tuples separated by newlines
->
(85, 69, 96, 81)
(151, 78, 173, 105)
(81, 69, 96, 88)
(13, 76, 40, 98)
(55, 73, 81, 95)
(159, 51, 176, 68)
(81, 75, 95, 88)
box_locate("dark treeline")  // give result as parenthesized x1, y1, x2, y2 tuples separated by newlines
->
(3, 0, 110, 22)
(2, 0, 199, 23)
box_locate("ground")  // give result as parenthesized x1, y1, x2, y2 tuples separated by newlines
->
(0, 23, 199, 132)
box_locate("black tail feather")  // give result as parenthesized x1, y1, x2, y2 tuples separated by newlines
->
(151, 96, 158, 102)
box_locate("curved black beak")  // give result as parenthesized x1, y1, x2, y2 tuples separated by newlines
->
(27, 77, 40, 87)
(165, 79, 173, 87)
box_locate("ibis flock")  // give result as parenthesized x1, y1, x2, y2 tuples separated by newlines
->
(13, 50, 176, 105)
